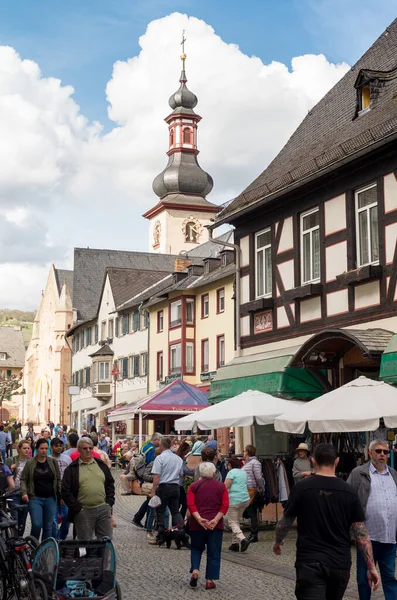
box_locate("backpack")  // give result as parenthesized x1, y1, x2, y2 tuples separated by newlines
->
(132, 455, 146, 479)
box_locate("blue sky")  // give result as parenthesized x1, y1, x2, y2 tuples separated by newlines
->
(1, 0, 395, 128)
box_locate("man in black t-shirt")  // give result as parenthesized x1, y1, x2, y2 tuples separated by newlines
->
(273, 443, 380, 600)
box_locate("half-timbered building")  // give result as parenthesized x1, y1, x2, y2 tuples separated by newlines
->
(211, 20, 397, 401)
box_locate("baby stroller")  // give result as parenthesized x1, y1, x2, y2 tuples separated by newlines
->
(32, 538, 122, 599)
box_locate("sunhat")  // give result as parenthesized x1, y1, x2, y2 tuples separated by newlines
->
(296, 443, 310, 452)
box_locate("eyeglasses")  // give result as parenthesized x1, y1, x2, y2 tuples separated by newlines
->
(80, 447, 93, 451)
(374, 449, 390, 455)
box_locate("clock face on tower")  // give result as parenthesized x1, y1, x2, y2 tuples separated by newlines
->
(182, 216, 202, 244)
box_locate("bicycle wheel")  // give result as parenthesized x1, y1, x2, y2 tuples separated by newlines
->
(33, 579, 47, 600)
(24, 536, 39, 561)
(0, 567, 6, 600)
(12, 551, 38, 600)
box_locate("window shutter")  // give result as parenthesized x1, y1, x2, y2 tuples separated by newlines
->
(94, 325, 99, 343)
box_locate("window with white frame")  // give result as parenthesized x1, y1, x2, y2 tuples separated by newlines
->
(108, 319, 114, 339)
(217, 335, 225, 368)
(101, 321, 106, 341)
(140, 353, 148, 376)
(132, 311, 140, 332)
(355, 183, 379, 266)
(130, 355, 140, 377)
(170, 343, 181, 374)
(256, 229, 272, 297)
(157, 352, 163, 381)
(201, 339, 209, 372)
(99, 361, 110, 381)
(0, 353, 6, 361)
(186, 342, 194, 373)
(121, 357, 129, 379)
(157, 310, 164, 333)
(170, 300, 182, 327)
(201, 294, 209, 318)
(301, 208, 320, 284)
(121, 314, 129, 335)
(186, 298, 195, 325)
(217, 288, 225, 313)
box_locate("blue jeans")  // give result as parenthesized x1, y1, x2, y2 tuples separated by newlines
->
(0, 449, 6, 463)
(357, 541, 397, 599)
(28, 496, 57, 541)
(52, 503, 69, 540)
(190, 529, 223, 581)
(10, 494, 29, 536)
(146, 506, 170, 533)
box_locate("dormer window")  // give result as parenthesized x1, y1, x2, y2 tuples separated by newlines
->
(0, 353, 6, 360)
(361, 84, 371, 111)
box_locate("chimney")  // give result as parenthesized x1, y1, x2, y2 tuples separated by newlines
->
(174, 257, 191, 273)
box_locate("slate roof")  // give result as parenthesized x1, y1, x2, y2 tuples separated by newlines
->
(107, 268, 173, 308)
(217, 19, 397, 224)
(54, 268, 74, 299)
(345, 328, 393, 354)
(187, 230, 234, 259)
(89, 344, 114, 358)
(0, 327, 26, 368)
(72, 248, 182, 322)
(117, 274, 174, 312)
(144, 263, 236, 308)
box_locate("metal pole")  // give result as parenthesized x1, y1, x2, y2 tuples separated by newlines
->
(138, 410, 143, 449)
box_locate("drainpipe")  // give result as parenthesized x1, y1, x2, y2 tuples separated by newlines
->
(207, 227, 241, 357)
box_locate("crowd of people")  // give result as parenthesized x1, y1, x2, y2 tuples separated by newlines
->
(1, 422, 396, 598)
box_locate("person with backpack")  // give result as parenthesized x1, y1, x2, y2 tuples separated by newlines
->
(6, 440, 30, 534)
(131, 433, 162, 528)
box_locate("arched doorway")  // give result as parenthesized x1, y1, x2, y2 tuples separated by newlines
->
(291, 328, 393, 389)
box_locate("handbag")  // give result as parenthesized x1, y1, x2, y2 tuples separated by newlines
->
(141, 482, 153, 496)
(131, 480, 141, 495)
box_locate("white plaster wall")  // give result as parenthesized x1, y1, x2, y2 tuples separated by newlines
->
(385, 222, 397, 264)
(240, 236, 250, 267)
(327, 289, 348, 317)
(240, 316, 250, 337)
(355, 281, 380, 310)
(325, 241, 347, 282)
(278, 217, 293, 253)
(277, 306, 289, 328)
(300, 297, 321, 323)
(384, 173, 397, 213)
(277, 260, 295, 291)
(324, 194, 346, 235)
(240, 275, 250, 304)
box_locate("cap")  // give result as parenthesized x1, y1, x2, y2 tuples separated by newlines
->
(50, 438, 64, 447)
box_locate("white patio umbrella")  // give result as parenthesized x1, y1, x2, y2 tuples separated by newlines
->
(174, 390, 305, 431)
(274, 376, 397, 434)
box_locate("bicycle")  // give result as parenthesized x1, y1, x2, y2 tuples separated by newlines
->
(0, 495, 46, 600)
(0, 493, 38, 560)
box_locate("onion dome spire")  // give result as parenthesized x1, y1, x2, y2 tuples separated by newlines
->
(151, 32, 214, 202)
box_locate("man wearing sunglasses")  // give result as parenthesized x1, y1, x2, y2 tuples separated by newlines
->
(348, 440, 397, 599)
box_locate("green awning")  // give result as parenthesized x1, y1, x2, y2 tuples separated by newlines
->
(208, 348, 326, 404)
(380, 334, 397, 384)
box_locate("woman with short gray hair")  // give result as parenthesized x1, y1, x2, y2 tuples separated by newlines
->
(187, 457, 229, 590)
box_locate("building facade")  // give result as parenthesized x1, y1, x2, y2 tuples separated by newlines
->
(211, 21, 397, 401)
(23, 265, 73, 425)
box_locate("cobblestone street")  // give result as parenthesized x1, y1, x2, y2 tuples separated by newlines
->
(111, 472, 382, 600)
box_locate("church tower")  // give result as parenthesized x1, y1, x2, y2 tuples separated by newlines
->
(143, 35, 218, 254)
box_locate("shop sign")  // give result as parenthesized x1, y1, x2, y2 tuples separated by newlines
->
(200, 371, 217, 382)
(254, 310, 273, 334)
(164, 373, 182, 384)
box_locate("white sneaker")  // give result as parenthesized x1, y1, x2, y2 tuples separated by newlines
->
(147, 532, 157, 545)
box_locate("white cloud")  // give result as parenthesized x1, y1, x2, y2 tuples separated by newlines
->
(0, 12, 349, 309)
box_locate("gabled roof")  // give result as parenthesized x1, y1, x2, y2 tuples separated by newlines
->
(107, 268, 172, 308)
(72, 248, 181, 322)
(217, 19, 397, 224)
(0, 327, 25, 368)
(54, 268, 74, 299)
(144, 263, 235, 308)
(89, 344, 114, 357)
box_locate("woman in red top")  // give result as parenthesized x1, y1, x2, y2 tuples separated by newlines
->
(187, 461, 229, 590)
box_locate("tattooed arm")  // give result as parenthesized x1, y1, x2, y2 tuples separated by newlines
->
(272, 514, 295, 555)
(352, 522, 380, 592)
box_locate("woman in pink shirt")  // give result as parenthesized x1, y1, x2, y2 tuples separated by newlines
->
(187, 462, 229, 590)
